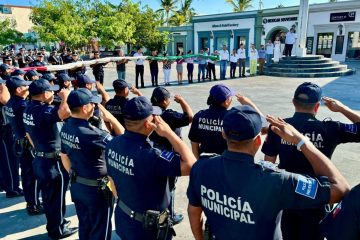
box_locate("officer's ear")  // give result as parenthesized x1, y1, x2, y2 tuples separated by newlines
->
(221, 130, 227, 140)
(314, 102, 320, 113)
(254, 134, 262, 147)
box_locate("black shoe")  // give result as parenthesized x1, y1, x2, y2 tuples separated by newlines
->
(64, 219, 71, 228)
(6, 190, 24, 198)
(172, 213, 184, 225)
(27, 204, 45, 216)
(49, 227, 78, 240)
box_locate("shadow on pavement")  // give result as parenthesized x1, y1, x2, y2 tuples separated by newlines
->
(18, 233, 51, 240)
(0, 193, 25, 209)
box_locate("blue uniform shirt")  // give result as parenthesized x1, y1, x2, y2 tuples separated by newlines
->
(5, 95, 28, 139)
(60, 118, 112, 179)
(105, 131, 181, 238)
(321, 184, 360, 240)
(188, 105, 228, 155)
(23, 100, 61, 152)
(150, 108, 190, 150)
(105, 95, 128, 127)
(262, 112, 360, 174)
(187, 151, 331, 240)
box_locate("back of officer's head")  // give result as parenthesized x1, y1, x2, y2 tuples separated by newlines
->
(77, 74, 95, 90)
(29, 78, 59, 103)
(67, 88, 101, 118)
(207, 84, 235, 109)
(122, 96, 160, 134)
(151, 87, 170, 108)
(223, 105, 263, 153)
(293, 82, 322, 113)
(6, 76, 31, 97)
(113, 80, 130, 96)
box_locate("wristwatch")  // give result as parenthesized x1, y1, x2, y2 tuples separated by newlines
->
(296, 139, 306, 151)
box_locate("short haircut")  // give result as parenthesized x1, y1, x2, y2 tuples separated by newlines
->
(226, 137, 254, 148)
(69, 106, 82, 114)
(293, 98, 317, 111)
(124, 118, 147, 132)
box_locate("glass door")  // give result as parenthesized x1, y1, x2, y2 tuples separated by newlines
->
(316, 33, 334, 58)
(346, 32, 360, 60)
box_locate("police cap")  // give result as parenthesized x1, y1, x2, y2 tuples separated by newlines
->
(25, 70, 42, 80)
(4, 56, 12, 61)
(113, 79, 131, 90)
(57, 73, 74, 82)
(207, 84, 235, 104)
(29, 78, 59, 96)
(223, 105, 262, 141)
(67, 88, 101, 108)
(123, 96, 161, 120)
(6, 76, 32, 92)
(151, 87, 170, 104)
(42, 73, 57, 81)
(11, 69, 26, 76)
(77, 74, 96, 88)
(0, 64, 10, 72)
(294, 82, 322, 104)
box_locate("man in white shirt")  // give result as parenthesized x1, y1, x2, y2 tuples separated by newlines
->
(237, 44, 246, 77)
(266, 40, 274, 66)
(133, 47, 145, 88)
(284, 28, 297, 57)
(218, 45, 229, 80)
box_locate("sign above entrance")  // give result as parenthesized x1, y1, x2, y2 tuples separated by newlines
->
(212, 23, 239, 28)
(330, 11, 356, 22)
(263, 17, 297, 24)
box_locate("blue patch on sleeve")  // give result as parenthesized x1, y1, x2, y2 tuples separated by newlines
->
(102, 133, 113, 144)
(343, 124, 357, 134)
(160, 150, 175, 162)
(295, 175, 318, 199)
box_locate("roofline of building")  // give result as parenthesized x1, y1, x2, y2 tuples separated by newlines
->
(0, 4, 32, 9)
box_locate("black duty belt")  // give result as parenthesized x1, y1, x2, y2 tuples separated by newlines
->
(73, 175, 101, 187)
(117, 199, 145, 222)
(35, 151, 60, 158)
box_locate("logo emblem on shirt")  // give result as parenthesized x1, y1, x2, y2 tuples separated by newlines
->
(295, 175, 318, 199)
(160, 150, 175, 162)
(343, 124, 357, 134)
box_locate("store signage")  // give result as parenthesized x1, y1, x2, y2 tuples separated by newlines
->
(330, 11, 356, 22)
(263, 17, 297, 24)
(212, 23, 239, 28)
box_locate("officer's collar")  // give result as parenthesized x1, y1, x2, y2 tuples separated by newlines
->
(31, 99, 43, 105)
(114, 95, 127, 100)
(293, 112, 316, 119)
(209, 105, 227, 110)
(12, 95, 25, 100)
(69, 117, 89, 125)
(124, 130, 148, 141)
(223, 150, 255, 163)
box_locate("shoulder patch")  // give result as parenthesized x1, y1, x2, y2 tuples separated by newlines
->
(102, 133, 113, 144)
(160, 150, 175, 162)
(342, 124, 357, 134)
(295, 175, 318, 199)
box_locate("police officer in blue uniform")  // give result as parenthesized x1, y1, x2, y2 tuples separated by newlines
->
(60, 88, 125, 240)
(262, 82, 360, 240)
(5, 77, 43, 214)
(187, 106, 350, 240)
(56, 73, 74, 90)
(23, 79, 77, 239)
(189, 84, 263, 158)
(90, 51, 108, 85)
(0, 64, 12, 81)
(0, 77, 24, 197)
(11, 69, 26, 78)
(29, 53, 48, 74)
(105, 96, 196, 240)
(68, 52, 86, 78)
(321, 184, 360, 240)
(149, 87, 194, 224)
(24, 70, 42, 81)
(105, 80, 142, 128)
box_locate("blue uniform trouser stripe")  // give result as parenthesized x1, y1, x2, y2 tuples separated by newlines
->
(19, 148, 39, 205)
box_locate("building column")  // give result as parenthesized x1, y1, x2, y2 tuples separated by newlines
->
(255, 10, 264, 48)
(296, 0, 309, 57)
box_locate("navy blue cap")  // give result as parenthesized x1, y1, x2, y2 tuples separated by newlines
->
(0, 64, 10, 72)
(42, 73, 56, 81)
(11, 69, 26, 76)
(123, 96, 156, 120)
(209, 84, 235, 103)
(25, 70, 42, 79)
(151, 87, 170, 103)
(77, 74, 96, 87)
(6, 76, 32, 92)
(113, 80, 131, 90)
(4, 56, 12, 61)
(57, 73, 74, 82)
(29, 78, 60, 96)
(223, 105, 262, 141)
(294, 82, 322, 104)
(67, 88, 102, 108)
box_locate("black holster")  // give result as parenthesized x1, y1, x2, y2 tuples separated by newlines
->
(143, 210, 175, 240)
(13, 137, 31, 158)
(204, 221, 214, 240)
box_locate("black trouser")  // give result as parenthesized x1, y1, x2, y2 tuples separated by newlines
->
(0, 126, 20, 193)
(284, 44, 293, 57)
(150, 68, 158, 86)
(230, 62, 237, 78)
(33, 157, 69, 237)
(208, 62, 216, 80)
(205, 63, 209, 78)
(281, 208, 325, 240)
(94, 71, 104, 85)
(238, 59, 246, 77)
(187, 63, 193, 83)
(135, 65, 144, 88)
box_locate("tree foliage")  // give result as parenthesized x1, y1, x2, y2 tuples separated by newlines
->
(225, 0, 253, 12)
(0, 18, 25, 45)
(157, 0, 179, 26)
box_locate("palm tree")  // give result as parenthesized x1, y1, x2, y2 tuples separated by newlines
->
(157, 0, 179, 26)
(178, 0, 196, 23)
(225, 0, 253, 12)
(169, 12, 186, 26)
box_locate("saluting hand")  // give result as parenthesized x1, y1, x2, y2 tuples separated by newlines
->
(58, 88, 70, 100)
(266, 115, 305, 145)
(174, 94, 184, 103)
(322, 97, 346, 112)
(130, 87, 142, 96)
(98, 104, 113, 122)
(152, 115, 172, 137)
(236, 93, 250, 104)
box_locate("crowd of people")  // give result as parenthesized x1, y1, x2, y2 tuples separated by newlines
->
(0, 31, 358, 240)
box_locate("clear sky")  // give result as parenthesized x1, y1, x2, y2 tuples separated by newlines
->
(0, 0, 350, 14)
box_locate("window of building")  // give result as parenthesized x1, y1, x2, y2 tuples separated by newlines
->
(346, 32, 360, 60)
(0, 5, 12, 14)
(216, 37, 228, 50)
(316, 33, 333, 58)
(237, 36, 246, 49)
(200, 37, 209, 50)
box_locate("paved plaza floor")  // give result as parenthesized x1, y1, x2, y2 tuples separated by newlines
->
(1, 61, 360, 239)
